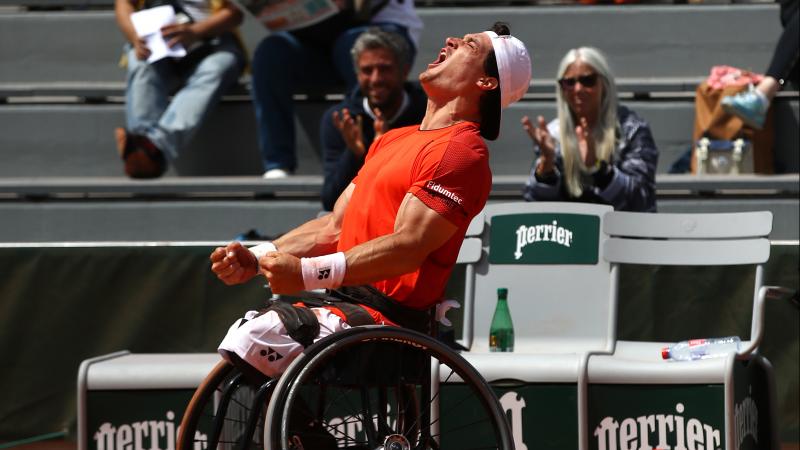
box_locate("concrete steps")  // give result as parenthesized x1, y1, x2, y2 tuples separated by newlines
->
(0, 174, 797, 241)
(1, 4, 797, 177)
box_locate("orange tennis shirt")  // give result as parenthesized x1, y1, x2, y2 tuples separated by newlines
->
(337, 122, 492, 310)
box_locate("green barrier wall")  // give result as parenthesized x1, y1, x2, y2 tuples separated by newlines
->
(0, 244, 796, 443)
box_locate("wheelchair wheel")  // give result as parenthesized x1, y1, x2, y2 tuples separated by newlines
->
(264, 325, 513, 450)
(177, 360, 276, 450)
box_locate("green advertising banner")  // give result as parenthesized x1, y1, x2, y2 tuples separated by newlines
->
(292, 383, 579, 450)
(489, 214, 600, 265)
(488, 384, 578, 450)
(588, 384, 725, 450)
(732, 359, 775, 450)
(440, 384, 579, 450)
(87, 390, 195, 450)
(0, 245, 795, 443)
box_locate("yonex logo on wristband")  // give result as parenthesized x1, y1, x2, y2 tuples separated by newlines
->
(301, 252, 346, 290)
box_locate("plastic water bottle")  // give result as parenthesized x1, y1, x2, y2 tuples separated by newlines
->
(489, 288, 514, 352)
(661, 336, 741, 361)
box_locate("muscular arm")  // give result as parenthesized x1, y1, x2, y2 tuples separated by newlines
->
(210, 184, 351, 285)
(273, 183, 352, 257)
(261, 192, 458, 294)
(342, 193, 457, 285)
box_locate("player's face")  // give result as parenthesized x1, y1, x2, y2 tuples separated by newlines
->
(356, 47, 406, 111)
(419, 32, 493, 95)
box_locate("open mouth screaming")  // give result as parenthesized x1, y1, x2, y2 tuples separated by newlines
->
(428, 48, 448, 68)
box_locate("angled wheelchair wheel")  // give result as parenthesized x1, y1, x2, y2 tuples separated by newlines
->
(177, 360, 276, 450)
(264, 325, 513, 450)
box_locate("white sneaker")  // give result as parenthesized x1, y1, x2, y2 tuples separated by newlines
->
(263, 168, 291, 179)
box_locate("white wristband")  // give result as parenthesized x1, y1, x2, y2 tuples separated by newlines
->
(300, 252, 346, 290)
(249, 242, 278, 259)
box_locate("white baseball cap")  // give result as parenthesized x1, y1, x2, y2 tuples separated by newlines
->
(484, 31, 532, 108)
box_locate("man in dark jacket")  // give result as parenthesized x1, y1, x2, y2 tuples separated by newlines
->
(319, 27, 427, 211)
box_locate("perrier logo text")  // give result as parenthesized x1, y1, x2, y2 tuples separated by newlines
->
(489, 213, 598, 265)
(515, 221, 573, 260)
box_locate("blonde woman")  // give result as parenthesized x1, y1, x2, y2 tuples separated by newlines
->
(521, 47, 658, 212)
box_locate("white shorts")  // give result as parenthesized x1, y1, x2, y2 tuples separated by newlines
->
(218, 307, 351, 379)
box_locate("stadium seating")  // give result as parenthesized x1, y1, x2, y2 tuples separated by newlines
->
(1, 3, 797, 177)
(1, 1, 797, 243)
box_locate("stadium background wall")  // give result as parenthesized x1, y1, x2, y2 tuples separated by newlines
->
(0, 244, 796, 442)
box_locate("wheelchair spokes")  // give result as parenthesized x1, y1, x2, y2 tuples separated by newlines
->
(183, 327, 512, 450)
(178, 361, 273, 450)
(268, 327, 513, 450)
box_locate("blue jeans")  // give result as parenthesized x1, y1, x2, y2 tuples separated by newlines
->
(251, 23, 414, 173)
(125, 34, 244, 160)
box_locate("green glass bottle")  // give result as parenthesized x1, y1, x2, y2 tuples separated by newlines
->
(489, 287, 514, 352)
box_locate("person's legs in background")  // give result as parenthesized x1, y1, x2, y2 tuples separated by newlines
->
(762, 1, 799, 95)
(118, 46, 179, 178)
(124, 46, 176, 144)
(119, 36, 244, 177)
(252, 24, 414, 178)
(149, 35, 244, 160)
(722, 3, 798, 129)
(252, 32, 338, 178)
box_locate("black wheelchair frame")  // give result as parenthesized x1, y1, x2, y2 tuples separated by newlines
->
(177, 325, 514, 450)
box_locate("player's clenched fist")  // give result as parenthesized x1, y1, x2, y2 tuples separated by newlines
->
(259, 252, 304, 294)
(210, 241, 258, 285)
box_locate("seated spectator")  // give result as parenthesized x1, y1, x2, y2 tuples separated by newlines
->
(721, 0, 798, 129)
(521, 47, 658, 212)
(319, 28, 427, 211)
(252, 0, 423, 178)
(113, 0, 245, 178)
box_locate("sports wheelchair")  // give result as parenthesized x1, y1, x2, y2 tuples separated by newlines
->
(176, 324, 514, 450)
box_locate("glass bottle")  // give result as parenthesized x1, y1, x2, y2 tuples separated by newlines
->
(489, 288, 514, 352)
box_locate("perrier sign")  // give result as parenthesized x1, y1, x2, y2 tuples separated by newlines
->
(489, 213, 600, 265)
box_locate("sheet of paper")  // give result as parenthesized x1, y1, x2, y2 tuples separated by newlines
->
(130, 5, 186, 63)
(231, 0, 339, 32)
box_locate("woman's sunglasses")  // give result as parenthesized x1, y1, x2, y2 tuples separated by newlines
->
(558, 73, 599, 89)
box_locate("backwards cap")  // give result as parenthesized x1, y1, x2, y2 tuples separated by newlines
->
(483, 31, 532, 108)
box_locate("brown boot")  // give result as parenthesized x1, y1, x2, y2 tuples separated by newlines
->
(115, 127, 167, 179)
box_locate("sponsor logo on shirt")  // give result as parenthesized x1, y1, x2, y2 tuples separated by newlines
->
(426, 181, 463, 205)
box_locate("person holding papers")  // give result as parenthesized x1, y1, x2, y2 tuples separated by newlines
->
(114, 0, 246, 178)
